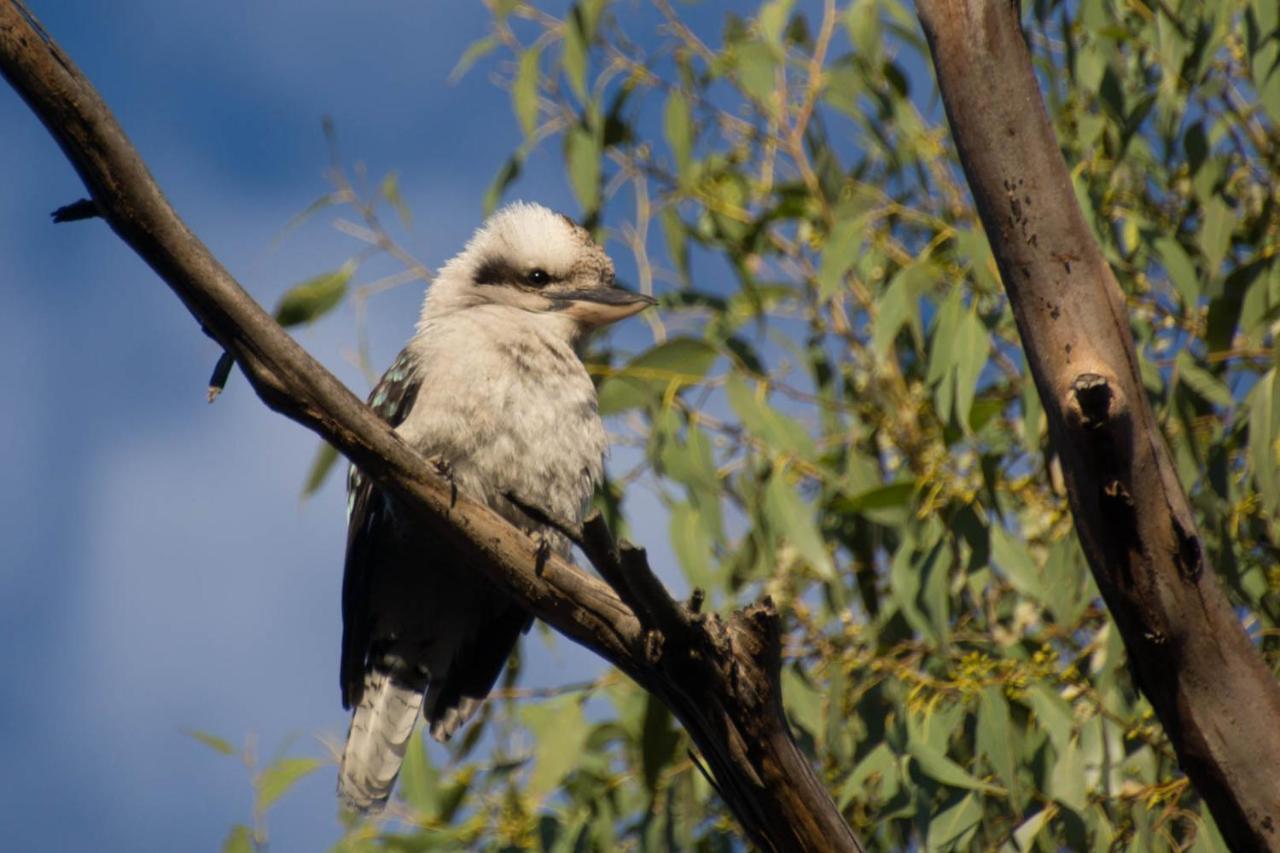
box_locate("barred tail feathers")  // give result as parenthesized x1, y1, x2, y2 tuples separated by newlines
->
(423, 690, 485, 743)
(338, 670, 424, 812)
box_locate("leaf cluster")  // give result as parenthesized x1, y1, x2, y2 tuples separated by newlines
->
(225, 0, 1280, 848)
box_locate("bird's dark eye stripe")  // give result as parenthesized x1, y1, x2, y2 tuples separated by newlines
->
(473, 257, 560, 288)
(473, 257, 521, 286)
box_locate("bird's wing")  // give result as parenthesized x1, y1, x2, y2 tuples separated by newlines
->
(340, 349, 422, 709)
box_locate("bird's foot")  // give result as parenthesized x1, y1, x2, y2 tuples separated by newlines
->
(531, 529, 553, 576)
(429, 455, 458, 506)
(504, 491, 583, 545)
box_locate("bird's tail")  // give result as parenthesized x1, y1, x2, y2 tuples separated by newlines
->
(420, 603, 531, 743)
(422, 686, 486, 743)
(338, 669, 424, 812)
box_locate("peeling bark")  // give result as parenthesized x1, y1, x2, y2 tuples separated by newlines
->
(917, 0, 1280, 848)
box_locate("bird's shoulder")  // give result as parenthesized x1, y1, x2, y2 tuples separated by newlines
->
(366, 349, 421, 427)
(346, 349, 422, 501)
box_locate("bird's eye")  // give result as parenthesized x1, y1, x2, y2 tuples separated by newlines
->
(526, 268, 550, 287)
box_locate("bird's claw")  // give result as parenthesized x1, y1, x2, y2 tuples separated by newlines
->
(531, 530, 553, 576)
(429, 456, 458, 506)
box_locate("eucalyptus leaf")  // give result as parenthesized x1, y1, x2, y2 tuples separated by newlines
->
(1199, 197, 1233, 275)
(907, 737, 1001, 794)
(952, 307, 988, 428)
(514, 45, 543, 137)
(927, 792, 982, 850)
(256, 757, 324, 812)
(183, 728, 236, 757)
(222, 825, 254, 853)
(977, 687, 1016, 794)
(664, 90, 693, 180)
(640, 693, 680, 792)
(1011, 808, 1053, 851)
(302, 440, 340, 497)
(398, 728, 440, 815)
(781, 665, 824, 740)
(521, 696, 590, 800)
(1175, 351, 1233, 408)
(451, 34, 499, 81)
(758, 0, 795, 46)
(1156, 236, 1200, 308)
(735, 40, 779, 105)
(764, 469, 834, 580)
(1048, 736, 1087, 813)
(378, 171, 412, 228)
(562, 7, 589, 101)
(565, 124, 602, 212)
(595, 338, 718, 415)
(274, 261, 355, 328)
(724, 374, 816, 459)
(817, 215, 867, 298)
(669, 501, 714, 589)
(484, 150, 524, 214)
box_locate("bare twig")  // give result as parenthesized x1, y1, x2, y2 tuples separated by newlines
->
(50, 197, 98, 222)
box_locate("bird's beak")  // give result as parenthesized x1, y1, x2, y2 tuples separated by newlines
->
(554, 287, 657, 327)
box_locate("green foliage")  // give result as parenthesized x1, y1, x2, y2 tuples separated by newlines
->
(302, 440, 341, 498)
(274, 261, 355, 328)
(188, 730, 323, 852)
(257, 757, 325, 812)
(183, 727, 236, 756)
(222, 824, 254, 853)
(239, 0, 1280, 848)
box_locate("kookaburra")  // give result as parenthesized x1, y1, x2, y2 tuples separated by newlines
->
(338, 202, 653, 811)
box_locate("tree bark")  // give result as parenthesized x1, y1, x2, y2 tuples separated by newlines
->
(916, 0, 1280, 848)
(0, 3, 860, 850)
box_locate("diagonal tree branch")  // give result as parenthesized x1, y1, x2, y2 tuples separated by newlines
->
(916, 0, 1280, 848)
(0, 3, 862, 850)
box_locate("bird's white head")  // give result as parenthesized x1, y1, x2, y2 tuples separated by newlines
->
(420, 202, 654, 339)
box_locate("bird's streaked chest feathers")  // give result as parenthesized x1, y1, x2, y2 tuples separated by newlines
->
(396, 304, 606, 530)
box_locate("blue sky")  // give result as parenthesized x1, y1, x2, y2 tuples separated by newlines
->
(0, 2, 700, 849)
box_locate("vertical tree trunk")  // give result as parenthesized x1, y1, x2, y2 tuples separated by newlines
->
(916, 0, 1280, 848)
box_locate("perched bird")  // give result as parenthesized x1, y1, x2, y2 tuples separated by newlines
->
(337, 202, 654, 811)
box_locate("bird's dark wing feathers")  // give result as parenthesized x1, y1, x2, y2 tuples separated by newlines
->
(340, 347, 531, 736)
(340, 349, 422, 709)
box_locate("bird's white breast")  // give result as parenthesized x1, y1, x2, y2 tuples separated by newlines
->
(397, 305, 606, 536)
